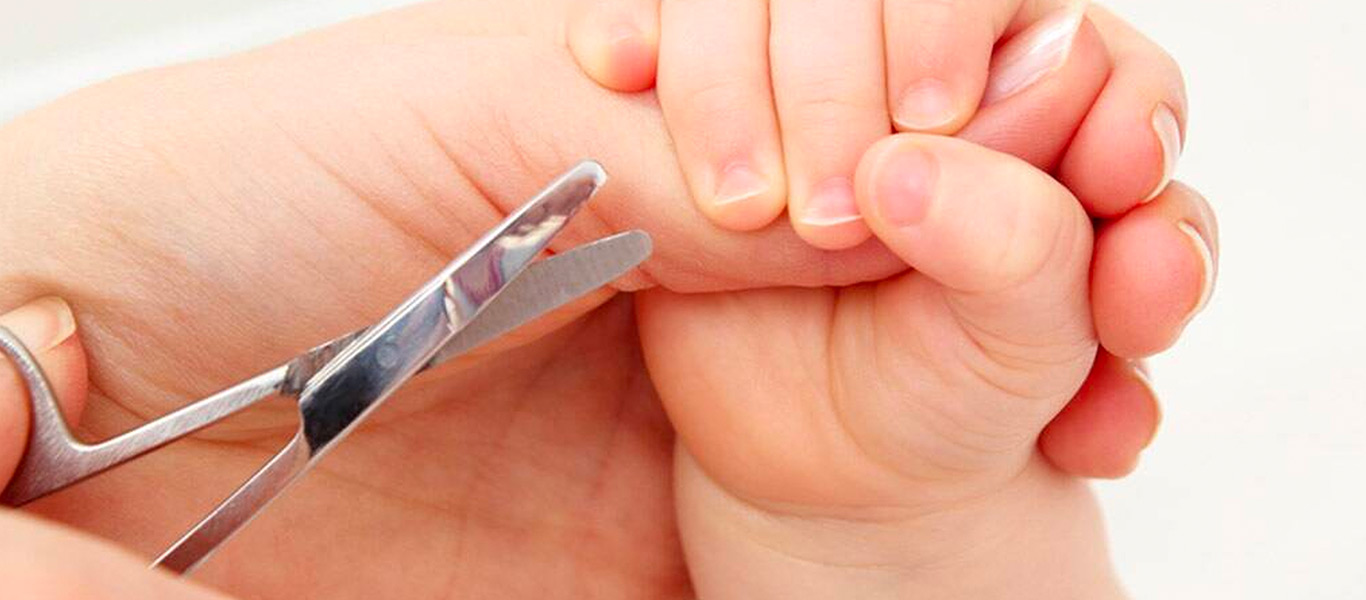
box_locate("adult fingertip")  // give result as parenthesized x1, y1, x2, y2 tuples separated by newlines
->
(1, 296, 84, 485)
(0, 296, 89, 420)
(0, 297, 77, 354)
(0, 511, 234, 600)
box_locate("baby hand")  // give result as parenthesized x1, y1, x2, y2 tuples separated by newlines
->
(638, 134, 1215, 599)
(570, 1, 1212, 478)
(567, 1, 1190, 250)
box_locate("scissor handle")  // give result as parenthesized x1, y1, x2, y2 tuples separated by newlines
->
(0, 328, 289, 506)
(0, 161, 651, 576)
(150, 280, 460, 574)
(154, 429, 311, 573)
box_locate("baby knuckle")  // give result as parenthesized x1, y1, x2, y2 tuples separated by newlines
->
(667, 75, 759, 120)
(982, 190, 1086, 294)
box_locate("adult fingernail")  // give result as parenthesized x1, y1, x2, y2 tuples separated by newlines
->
(714, 162, 771, 208)
(1143, 104, 1184, 202)
(983, 4, 1086, 105)
(801, 177, 861, 227)
(893, 79, 957, 132)
(873, 145, 939, 228)
(1177, 221, 1215, 324)
(0, 297, 77, 354)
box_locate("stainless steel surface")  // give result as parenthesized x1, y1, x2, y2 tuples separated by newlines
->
(0, 229, 649, 507)
(156, 159, 605, 574)
(0, 160, 655, 575)
(1, 364, 288, 505)
(155, 432, 311, 573)
(427, 230, 650, 363)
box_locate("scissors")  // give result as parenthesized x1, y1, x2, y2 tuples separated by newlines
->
(0, 160, 651, 575)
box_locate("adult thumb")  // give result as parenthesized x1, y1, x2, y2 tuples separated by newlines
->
(0, 296, 88, 487)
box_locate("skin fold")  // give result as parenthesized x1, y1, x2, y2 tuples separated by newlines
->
(0, 0, 1216, 598)
(565, 1, 1214, 482)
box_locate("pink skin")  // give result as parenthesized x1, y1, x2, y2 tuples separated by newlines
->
(1059, 6, 1191, 217)
(569, 1, 1146, 251)
(566, 0, 659, 93)
(569, 5, 1217, 477)
(1093, 182, 1219, 358)
(0, 298, 87, 483)
(1040, 350, 1160, 479)
(643, 133, 1123, 598)
(0, 0, 1217, 597)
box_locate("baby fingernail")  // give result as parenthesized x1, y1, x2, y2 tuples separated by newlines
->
(0, 297, 77, 353)
(1129, 362, 1161, 449)
(873, 145, 939, 228)
(801, 178, 861, 227)
(894, 79, 957, 132)
(1177, 221, 1215, 323)
(1144, 104, 1184, 202)
(714, 162, 771, 208)
(606, 21, 654, 65)
(983, 4, 1086, 105)
(608, 21, 642, 45)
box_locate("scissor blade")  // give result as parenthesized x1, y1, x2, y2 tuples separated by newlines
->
(440, 161, 608, 325)
(428, 229, 651, 367)
(298, 160, 606, 453)
(155, 161, 608, 575)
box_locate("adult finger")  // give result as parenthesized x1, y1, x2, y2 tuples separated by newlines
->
(0, 297, 88, 485)
(0, 510, 232, 599)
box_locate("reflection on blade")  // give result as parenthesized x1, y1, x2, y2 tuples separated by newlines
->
(154, 161, 617, 575)
(429, 229, 651, 365)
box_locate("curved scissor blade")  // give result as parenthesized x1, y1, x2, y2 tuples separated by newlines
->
(5, 228, 652, 509)
(427, 229, 652, 366)
(155, 161, 609, 575)
(297, 160, 606, 452)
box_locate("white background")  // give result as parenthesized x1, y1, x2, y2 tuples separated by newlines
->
(2, 0, 1363, 597)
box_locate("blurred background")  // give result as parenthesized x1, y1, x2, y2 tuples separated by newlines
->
(2, 0, 1362, 597)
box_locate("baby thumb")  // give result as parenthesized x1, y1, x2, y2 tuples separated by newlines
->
(855, 135, 1096, 399)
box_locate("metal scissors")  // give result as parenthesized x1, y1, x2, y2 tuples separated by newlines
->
(0, 161, 651, 575)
